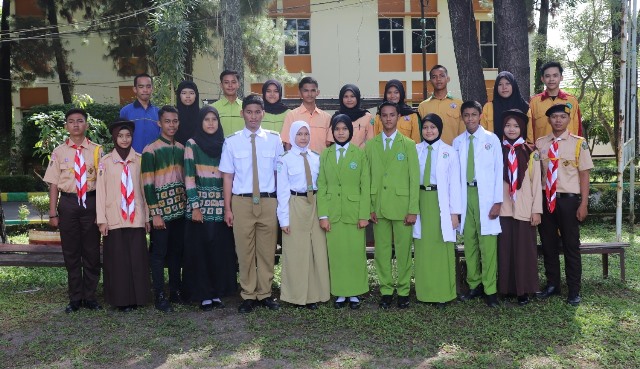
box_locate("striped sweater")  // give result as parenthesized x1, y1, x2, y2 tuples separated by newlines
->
(183, 139, 225, 222)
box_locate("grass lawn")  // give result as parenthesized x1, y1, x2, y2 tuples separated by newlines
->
(1, 218, 638, 369)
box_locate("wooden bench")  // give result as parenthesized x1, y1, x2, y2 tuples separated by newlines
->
(0, 243, 68, 267)
(454, 242, 630, 293)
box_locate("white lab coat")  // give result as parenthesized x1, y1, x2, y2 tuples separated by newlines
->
(413, 140, 461, 242)
(452, 126, 503, 235)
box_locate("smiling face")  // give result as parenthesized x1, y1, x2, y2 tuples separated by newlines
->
(342, 90, 357, 109)
(180, 88, 196, 106)
(422, 120, 439, 142)
(264, 84, 280, 104)
(241, 103, 264, 132)
(462, 107, 481, 134)
(333, 122, 350, 143)
(548, 112, 570, 135)
(65, 113, 88, 138)
(299, 83, 319, 105)
(541, 67, 563, 93)
(503, 118, 521, 141)
(497, 78, 513, 99)
(385, 86, 401, 104)
(158, 112, 179, 140)
(116, 128, 133, 150)
(202, 112, 219, 135)
(294, 126, 310, 148)
(133, 76, 153, 103)
(221, 74, 239, 98)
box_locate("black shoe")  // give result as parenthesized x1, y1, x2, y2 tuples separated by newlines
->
(567, 294, 581, 306)
(485, 293, 499, 308)
(306, 303, 318, 310)
(435, 302, 447, 309)
(170, 290, 187, 305)
(517, 295, 530, 306)
(334, 299, 346, 309)
(211, 300, 225, 309)
(118, 306, 133, 312)
(349, 300, 361, 310)
(379, 295, 393, 309)
(154, 292, 174, 313)
(238, 299, 255, 313)
(83, 300, 103, 310)
(536, 285, 561, 299)
(397, 296, 410, 309)
(460, 285, 484, 301)
(200, 302, 213, 312)
(65, 300, 81, 314)
(259, 296, 281, 310)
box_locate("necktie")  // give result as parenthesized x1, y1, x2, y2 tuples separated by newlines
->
(250, 133, 260, 216)
(338, 147, 345, 164)
(301, 152, 314, 204)
(504, 137, 524, 201)
(466, 135, 475, 183)
(119, 159, 135, 221)
(71, 143, 87, 208)
(385, 137, 392, 151)
(546, 139, 559, 213)
(424, 145, 433, 186)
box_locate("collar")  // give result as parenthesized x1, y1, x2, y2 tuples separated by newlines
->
(133, 99, 154, 109)
(428, 91, 454, 101)
(382, 130, 398, 141)
(112, 149, 138, 163)
(291, 146, 308, 155)
(540, 89, 569, 101)
(219, 97, 240, 106)
(158, 135, 175, 145)
(465, 125, 485, 140)
(336, 142, 350, 152)
(243, 127, 266, 138)
(429, 140, 441, 151)
(550, 129, 570, 142)
(299, 103, 321, 116)
(65, 137, 89, 148)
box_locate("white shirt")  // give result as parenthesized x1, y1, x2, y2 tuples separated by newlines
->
(418, 140, 441, 186)
(335, 142, 350, 163)
(276, 147, 320, 226)
(381, 130, 398, 150)
(219, 127, 284, 194)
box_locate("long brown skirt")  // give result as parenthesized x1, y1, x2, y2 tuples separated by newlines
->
(498, 217, 539, 295)
(103, 227, 151, 307)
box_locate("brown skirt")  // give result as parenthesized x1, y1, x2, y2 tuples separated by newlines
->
(498, 217, 539, 295)
(103, 227, 151, 307)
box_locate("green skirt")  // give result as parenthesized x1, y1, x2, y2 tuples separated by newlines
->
(326, 221, 369, 297)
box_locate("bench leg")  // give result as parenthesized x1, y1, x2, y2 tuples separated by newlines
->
(602, 253, 609, 279)
(620, 249, 626, 282)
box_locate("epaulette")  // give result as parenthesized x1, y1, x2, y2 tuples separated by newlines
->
(311, 150, 320, 156)
(225, 131, 240, 139)
(279, 151, 289, 157)
(569, 133, 585, 140)
(265, 129, 280, 135)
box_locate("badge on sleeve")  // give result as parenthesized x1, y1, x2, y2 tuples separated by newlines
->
(533, 152, 540, 161)
(370, 118, 375, 125)
(581, 141, 588, 150)
(349, 162, 358, 170)
(98, 162, 104, 176)
(450, 103, 457, 109)
(484, 143, 492, 150)
(404, 116, 410, 121)
(276, 161, 283, 173)
(397, 153, 405, 161)
(566, 102, 573, 109)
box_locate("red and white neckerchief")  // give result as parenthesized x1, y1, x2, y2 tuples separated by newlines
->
(69, 140, 87, 208)
(503, 137, 524, 201)
(546, 138, 560, 213)
(118, 159, 135, 222)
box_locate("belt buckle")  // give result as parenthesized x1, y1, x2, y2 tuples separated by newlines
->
(252, 196, 260, 204)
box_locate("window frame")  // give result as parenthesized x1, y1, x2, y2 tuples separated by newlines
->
(284, 18, 311, 55)
(410, 17, 437, 54)
(378, 17, 405, 54)
(479, 20, 498, 69)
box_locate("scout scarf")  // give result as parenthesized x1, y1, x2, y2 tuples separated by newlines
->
(262, 79, 289, 115)
(192, 105, 225, 159)
(69, 139, 87, 208)
(546, 139, 560, 213)
(334, 84, 368, 122)
(175, 80, 201, 145)
(118, 157, 135, 222)
(492, 71, 529, 140)
(331, 113, 354, 146)
(503, 137, 525, 201)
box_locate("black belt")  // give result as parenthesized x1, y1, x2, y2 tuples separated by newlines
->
(556, 192, 580, 199)
(420, 185, 438, 191)
(467, 181, 478, 187)
(236, 192, 276, 198)
(290, 190, 317, 196)
(60, 191, 95, 198)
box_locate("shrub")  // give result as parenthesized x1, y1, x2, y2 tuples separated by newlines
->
(0, 175, 45, 192)
(29, 195, 50, 222)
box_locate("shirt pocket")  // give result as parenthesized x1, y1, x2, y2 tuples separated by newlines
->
(260, 150, 275, 169)
(58, 163, 74, 186)
(395, 188, 409, 196)
(446, 108, 460, 120)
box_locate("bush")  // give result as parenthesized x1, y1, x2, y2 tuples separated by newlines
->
(29, 195, 50, 222)
(0, 175, 46, 192)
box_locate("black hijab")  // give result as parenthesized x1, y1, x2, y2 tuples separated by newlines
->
(110, 119, 135, 161)
(262, 80, 289, 115)
(420, 113, 443, 145)
(193, 106, 225, 159)
(175, 80, 200, 145)
(382, 79, 417, 117)
(333, 84, 368, 122)
(331, 114, 353, 146)
(492, 71, 529, 140)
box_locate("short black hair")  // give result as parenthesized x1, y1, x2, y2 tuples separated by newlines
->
(65, 108, 88, 121)
(158, 105, 179, 120)
(133, 73, 152, 87)
(298, 76, 319, 89)
(220, 70, 240, 82)
(429, 65, 448, 77)
(242, 95, 264, 110)
(540, 61, 563, 76)
(377, 100, 400, 115)
(460, 100, 482, 115)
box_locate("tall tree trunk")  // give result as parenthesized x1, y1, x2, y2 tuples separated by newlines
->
(0, 0, 12, 135)
(494, 0, 530, 99)
(447, 0, 487, 104)
(45, 0, 72, 104)
(221, 0, 244, 97)
(611, 0, 622, 159)
(533, 0, 549, 95)
(184, 35, 194, 81)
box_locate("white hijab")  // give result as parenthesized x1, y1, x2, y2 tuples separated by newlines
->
(289, 120, 311, 153)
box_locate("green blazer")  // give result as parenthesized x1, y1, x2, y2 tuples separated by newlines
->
(365, 132, 420, 220)
(317, 144, 371, 224)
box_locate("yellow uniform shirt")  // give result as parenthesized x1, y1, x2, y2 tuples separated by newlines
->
(417, 93, 465, 145)
(213, 97, 244, 135)
(527, 89, 582, 143)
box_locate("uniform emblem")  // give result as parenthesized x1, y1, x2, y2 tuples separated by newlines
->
(252, 196, 260, 204)
(397, 153, 405, 161)
(563, 160, 570, 166)
(349, 162, 357, 170)
(404, 116, 410, 121)
(566, 102, 573, 109)
(484, 143, 492, 150)
(307, 185, 314, 190)
(581, 141, 588, 150)
(64, 158, 69, 163)
(98, 169, 103, 176)
(533, 152, 540, 161)
(276, 162, 283, 173)
(51, 153, 57, 161)
(88, 167, 94, 174)
(450, 103, 457, 109)
(442, 152, 449, 159)
(370, 118, 375, 125)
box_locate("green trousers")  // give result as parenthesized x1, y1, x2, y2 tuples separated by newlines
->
(373, 217, 413, 296)
(463, 187, 498, 295)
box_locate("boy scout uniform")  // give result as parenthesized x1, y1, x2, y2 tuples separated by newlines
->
(527, 89, 582, 143)
(418, 93, 465, 145)
(43, 138, 102, 304)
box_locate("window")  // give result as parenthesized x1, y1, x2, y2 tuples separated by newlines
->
(479, 21, 498, 68)
(379, 18, 404, 54)
(411, 18, 437, 54)
(285, 19, 310, 55)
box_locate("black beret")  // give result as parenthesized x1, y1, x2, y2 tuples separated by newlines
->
(545, 104, 570, 117)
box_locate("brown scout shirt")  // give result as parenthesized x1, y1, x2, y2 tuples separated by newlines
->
(499, 151, 543, 222)
(43, 137, 102, 193)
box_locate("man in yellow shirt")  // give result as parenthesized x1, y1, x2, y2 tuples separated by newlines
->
(418, 65, 465, 145)
(213, 70, 245, 134)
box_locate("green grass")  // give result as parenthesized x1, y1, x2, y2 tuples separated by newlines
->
(1, 219, 639, 368)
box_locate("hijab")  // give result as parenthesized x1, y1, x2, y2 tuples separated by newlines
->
(501, 109, 533, 192)
(492, 71, 529, 140)
(381, 79, 417, 117)
(109, 119, 135, 161)
(331, 114, 353, 146)
(333, 84, 368, 122)
(420, 113, 443, 145)
(175, 80, 200, 145)
(192, 105, 225, 159)
(289, 120, 311, 153)
(262, 80, 289, 115)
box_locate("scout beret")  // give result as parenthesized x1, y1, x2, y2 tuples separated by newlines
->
(545, 104, 570, 116)
(108, 118, 135, 134)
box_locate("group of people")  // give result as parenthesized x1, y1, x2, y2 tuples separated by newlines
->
(43, 60, 592, 315)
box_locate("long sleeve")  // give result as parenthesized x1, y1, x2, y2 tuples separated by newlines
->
(358, 151, 371, 220)
(492, 136, 504, 204)
(448, 149, 462, 214)
(141, 149, 159, 214)
(407, 139, 420, 215)
(409, 114, 421, 144)
(183, 142, 199, 210)
(316, 151, 329, 218)
(276, 156, 291, 227)
(531, 153, 543, 214)
(481, 103, 494, 132)
(96, 157, 108, 225)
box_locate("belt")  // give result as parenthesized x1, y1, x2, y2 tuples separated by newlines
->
(420, 185, 438, 191)
(60, 191, 95, 198)
(235, 192, 277, 198)
(290, 190, 317, 196)
(467, 181, 478, 187)
(556, 192, 580, 199)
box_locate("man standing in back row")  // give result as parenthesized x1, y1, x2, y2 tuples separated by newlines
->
(120, 73, 160, 153)
(213, 70, 245, 135)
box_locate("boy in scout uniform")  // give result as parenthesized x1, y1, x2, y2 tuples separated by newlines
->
(418, 65, 465, 145)
(44, 108, 103, 313)
(535, 104, 593, 306)
(365, 101, 419, 309)
(219, 95, 285, 313)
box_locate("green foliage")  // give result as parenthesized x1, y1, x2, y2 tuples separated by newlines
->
(0, 175, 45, 192)
(242, 17, 295, 84)
(29, 195, 50, 222)
(17, 204, 30, 223)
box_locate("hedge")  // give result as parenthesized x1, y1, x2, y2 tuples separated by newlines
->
(0, 175, 47, 192)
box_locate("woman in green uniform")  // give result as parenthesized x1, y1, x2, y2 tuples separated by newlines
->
(261, 79, 289, 132)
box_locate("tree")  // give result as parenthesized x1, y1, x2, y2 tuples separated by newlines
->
(42, 0, 73, 103)
(220, 0, 244, 96)
(0, 0, 11, 135)
(447, 0, 487, 104)
(494, 0, 530, 99)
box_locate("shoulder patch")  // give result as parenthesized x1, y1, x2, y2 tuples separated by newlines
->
(225, 132, 240, 139)
(581, 140, 588, 150)
(276, 161, 283, 173)
(279, 151, 289, 157)
(569, 133, 584, 139)
(370, 117, 375, 125)
(533, 151, 540, 161)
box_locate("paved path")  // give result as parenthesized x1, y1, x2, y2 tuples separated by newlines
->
(1, 201, 44, 221)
